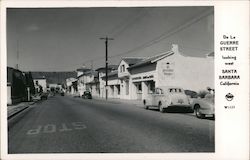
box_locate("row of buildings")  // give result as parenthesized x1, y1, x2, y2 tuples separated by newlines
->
(7, 68, 64, 105)
(66, 44, 214, 100)
(7, 67, 37, 105)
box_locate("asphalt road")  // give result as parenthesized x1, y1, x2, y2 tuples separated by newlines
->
(8, 95, 214, 153)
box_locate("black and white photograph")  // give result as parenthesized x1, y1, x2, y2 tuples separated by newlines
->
(6, 6, 215, 153)
(1, 1, 249, 160)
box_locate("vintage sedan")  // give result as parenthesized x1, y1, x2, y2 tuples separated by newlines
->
(82, 91, 92, 99)
(192, 93, 215, 119)
(143, 86, 191, 113)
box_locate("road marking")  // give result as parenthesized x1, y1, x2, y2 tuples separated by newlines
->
(72, 122, 87, 130)
(59, 123, 72, 132)
(27, 125, 42, 135)
(43, 124, 56, 133)
(26, 122, 87, 135)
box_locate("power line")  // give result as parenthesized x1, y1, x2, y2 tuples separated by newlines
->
(109, 10, 149, 38)
(31, 8, 213, 71)
(109, 8, 213, 59)
(78, 8, 213, 68)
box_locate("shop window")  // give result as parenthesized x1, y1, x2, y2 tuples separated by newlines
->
(148, 81, 155, 94)
(136, 83, 142, 93)
(155, 88, 164, 94)
(126, 81, 129, 95)
(117, 85, 120, 95)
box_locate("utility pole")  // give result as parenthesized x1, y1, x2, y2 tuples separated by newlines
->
(16, 39, 19, 69)
(100, 37, 114, 100)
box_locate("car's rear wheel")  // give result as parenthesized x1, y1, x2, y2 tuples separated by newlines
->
(143, 100, 148, 109)
(159, 102, 165, 113)
(194, 105, 205, 118)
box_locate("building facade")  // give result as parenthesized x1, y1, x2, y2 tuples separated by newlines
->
(7, 67, 34, 105)
(76, 44, 214, 101)
(33, 77, 47, 94)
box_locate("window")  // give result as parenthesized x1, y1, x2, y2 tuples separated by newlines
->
(117, 85, 120, 95)
(155, 88, 163, 94)
(125, 80, 129, 95)
(169, 88, 182, 93)
(136, 83, 142, 93)
(120, 65, 125, 73)
(147, 81, 155, 94)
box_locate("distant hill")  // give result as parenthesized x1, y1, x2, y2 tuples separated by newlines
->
(31, 71, 77, 84)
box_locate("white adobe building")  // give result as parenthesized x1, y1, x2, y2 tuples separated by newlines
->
(101, 71, 120, 99)
(85, 71, 99, 97)
(96, 65, 118, 98)
(76, 67, 92, 96)
(98, 44, 214, 100)
(33, 76, 47, 93)
(66, 78, 77, 94)
(77, 70, 96, 96)
(118, 57, 145, 99)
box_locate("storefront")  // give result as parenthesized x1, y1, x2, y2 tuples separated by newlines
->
(124, 44, 213, 100)
(98, 44, 214, 101)
(100, 71, 120, 99)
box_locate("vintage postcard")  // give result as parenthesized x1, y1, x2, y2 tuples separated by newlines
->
(0, 0, 249, 160)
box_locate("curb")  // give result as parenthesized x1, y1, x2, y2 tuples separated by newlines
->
(7, 105, 29, 119)
(92, 97, 144, 108)
(7, 101, 36, 119)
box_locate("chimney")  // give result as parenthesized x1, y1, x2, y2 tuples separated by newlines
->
(171, 44, 179, 53)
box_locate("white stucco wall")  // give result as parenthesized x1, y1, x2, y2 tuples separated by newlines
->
(118, 60, 130, 78)
(7, 85, 12, 105)
(34, 79, 47, 93)
(156, 52, 214, 92)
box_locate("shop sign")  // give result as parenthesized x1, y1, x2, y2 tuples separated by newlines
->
(162, 62, 175, 77)
(132, 75, 154, 81)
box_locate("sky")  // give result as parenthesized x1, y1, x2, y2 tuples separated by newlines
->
(7, 6, 214, 71)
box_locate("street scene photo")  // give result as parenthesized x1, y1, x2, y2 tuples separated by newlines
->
(7, 6, 214, 153)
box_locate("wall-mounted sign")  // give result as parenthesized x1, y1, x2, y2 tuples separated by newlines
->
(162, 62, 175, 78)
(132, 75, 154, 81)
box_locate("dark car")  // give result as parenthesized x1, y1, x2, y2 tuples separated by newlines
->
(82, 91, 92, 99)
(60, 92, 65, 96)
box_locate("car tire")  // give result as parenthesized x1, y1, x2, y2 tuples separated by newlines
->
(159, 102, 165, 113)
(143, 100, 148, 109)
(194, 105, 205, 118)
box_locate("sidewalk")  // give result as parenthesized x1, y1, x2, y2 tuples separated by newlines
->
(7, 101, 35, 118)
(93, 96, 144, 108)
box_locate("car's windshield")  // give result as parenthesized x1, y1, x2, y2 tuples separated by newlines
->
(169, 88, 182, 93)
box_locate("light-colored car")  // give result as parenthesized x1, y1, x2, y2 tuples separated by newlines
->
(31, 94, 41, 101)
(143, 86, 191, 113)
(192, 93, 215, 119)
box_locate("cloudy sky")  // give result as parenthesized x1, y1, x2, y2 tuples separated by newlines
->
(7, 6, 214, 71)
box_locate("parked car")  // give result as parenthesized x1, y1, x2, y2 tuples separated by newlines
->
(143, 86, 191, 113)
(192, 93, 215, 119)
(60, 92, 65, 96)
(31, 94, 41, 101)
(82, 91, 92, 99)
(41, 92, 48, 100)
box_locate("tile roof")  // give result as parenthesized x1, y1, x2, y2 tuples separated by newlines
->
(122, 57, 144, 66)
(128, 51, 174, 69)
(95, 65, 118, 71)
(101, 70, 118, 79)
